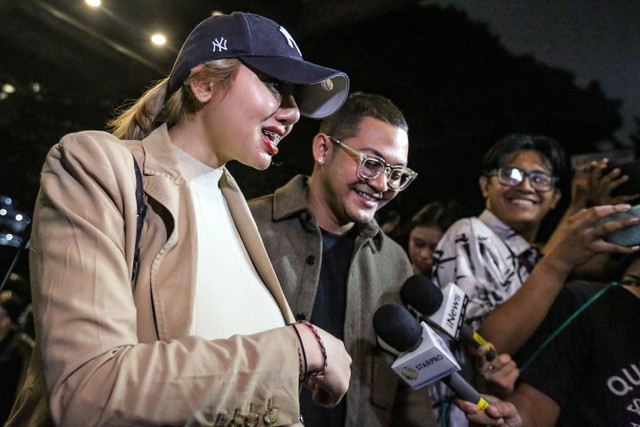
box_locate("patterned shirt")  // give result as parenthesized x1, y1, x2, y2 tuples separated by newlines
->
(428, 210, 541, 426)
(432, 209, 541, 327)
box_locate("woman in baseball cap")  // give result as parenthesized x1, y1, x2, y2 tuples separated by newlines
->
(8, 12, 351, 426)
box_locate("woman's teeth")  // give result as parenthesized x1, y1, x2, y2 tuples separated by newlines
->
(263, 130, 280, 155)
(263, 129, 281, 145)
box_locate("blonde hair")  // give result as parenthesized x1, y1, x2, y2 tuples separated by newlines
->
(107, 59, 241, 140)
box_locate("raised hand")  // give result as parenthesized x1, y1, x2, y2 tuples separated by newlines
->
(544, 204, 640, 272)
(571, 159, 640, 211)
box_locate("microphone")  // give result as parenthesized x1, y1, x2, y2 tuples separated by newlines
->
(373, 303, 489, 411)
(400, 275, 497, 361)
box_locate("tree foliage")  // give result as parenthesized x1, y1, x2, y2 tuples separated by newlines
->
(0, 4, 624, 234)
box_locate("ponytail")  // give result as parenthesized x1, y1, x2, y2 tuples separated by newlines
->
(107, 58, 241, 140)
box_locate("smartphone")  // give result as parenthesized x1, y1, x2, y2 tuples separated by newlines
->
(597, 204, 640, 247)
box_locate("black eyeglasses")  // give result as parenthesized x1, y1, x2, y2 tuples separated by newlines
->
(620, 274, 640, 287)
(328, 136, 417, 191)
(488, 166, 557, 192)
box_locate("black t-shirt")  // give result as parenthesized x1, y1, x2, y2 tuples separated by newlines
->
(300, 228, 355, 427)
(515, 281, 640, 426)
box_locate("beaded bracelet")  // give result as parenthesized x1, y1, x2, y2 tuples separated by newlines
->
(291, 323, 308, 383)
(299, 320, 327, 377)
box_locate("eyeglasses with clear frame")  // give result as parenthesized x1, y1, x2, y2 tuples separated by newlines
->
(488, 166, 557, 192)
(327, 136, 417, 191)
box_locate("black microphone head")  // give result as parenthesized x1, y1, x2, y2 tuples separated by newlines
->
(373, 303, 422, 352)
(400, 275, 444, 316)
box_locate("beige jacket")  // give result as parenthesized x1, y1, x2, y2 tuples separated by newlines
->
(7, 125, 301, 426)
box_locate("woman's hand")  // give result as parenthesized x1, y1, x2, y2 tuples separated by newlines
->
(293, 323, 352, 408)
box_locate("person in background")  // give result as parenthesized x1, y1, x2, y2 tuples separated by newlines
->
(457, 277, 640, 426)
(432, 134, 639, 355)
(375, 204, 403, 237)
(250, 92, 436, 427)
(0, 288, 30, 425)
(406, 201, 460, 277)
(430, 134, 639, 426)
(7, 12, 353, 427)
(615, 251, 640, 286)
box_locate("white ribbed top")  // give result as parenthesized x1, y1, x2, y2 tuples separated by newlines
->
(172, 145, 284, 340)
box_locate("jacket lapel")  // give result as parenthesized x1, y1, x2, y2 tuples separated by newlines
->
(139, 126, 197, 339)
(220, 171, 295, 324)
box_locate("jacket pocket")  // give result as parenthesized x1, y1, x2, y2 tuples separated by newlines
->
(370, 349, 399, 410)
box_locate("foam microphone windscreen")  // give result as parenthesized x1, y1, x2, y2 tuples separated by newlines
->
(373, 303, 423, 353)
(400, 275, 443, 316)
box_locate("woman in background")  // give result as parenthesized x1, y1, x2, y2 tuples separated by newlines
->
(406, 201, 460, 277)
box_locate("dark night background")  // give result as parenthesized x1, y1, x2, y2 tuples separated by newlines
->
(1, 0, 639, 281)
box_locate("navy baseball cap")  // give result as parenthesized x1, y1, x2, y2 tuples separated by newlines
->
(166, 12, 349, 119)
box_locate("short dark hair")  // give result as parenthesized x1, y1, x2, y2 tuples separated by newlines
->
(319, 91, 408, 141)
(409, 201, 461, 234)
(481, 134, 567, 183)
(614, 252, 640, 281)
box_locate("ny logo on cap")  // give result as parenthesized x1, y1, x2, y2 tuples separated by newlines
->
(212, 37, 228, 53)
(279, 27, 301, 56)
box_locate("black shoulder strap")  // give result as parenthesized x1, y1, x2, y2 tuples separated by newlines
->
(132, 156, 147, 285)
